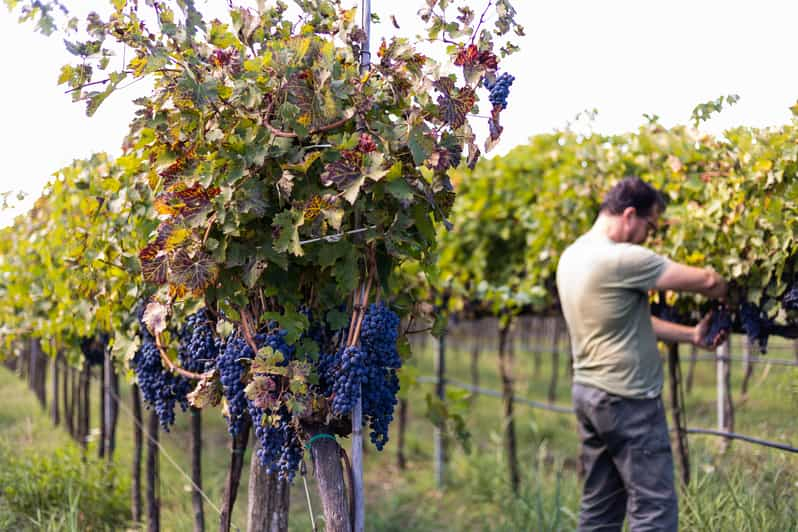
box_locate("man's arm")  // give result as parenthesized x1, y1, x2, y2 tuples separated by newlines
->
(655, 262, 728, 300)
(652, 312, 726, 349)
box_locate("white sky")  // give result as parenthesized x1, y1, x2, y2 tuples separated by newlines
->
(1, 0, 797, 226)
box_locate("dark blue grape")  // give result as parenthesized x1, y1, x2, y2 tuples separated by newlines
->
(249, 406, 303, 482)
(178, 309, 219, 374)
(324, 303, 403, 450)
(484, 72, 515, 110)
(782, 286, 798, 311)
(132, 334, 193, 431)
(703, 306, 732, 346)
(217, 333, 264, 436)
(740, 302, 772, 354)
(237, 330, 302, 482)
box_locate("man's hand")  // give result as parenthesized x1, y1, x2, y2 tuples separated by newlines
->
(705, 268, 729, 302)
(692, 310, 727, 350)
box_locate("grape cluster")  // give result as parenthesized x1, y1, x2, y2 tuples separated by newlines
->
(782, 285, 798, 311)
(329, 345, 368, 415)
(360, 303, 402, 368)
(326, 303, 402, 450)
(703, 306, 732, 346)
(178, 309, 219, 374)
(740, 302, 772, 354)
(217, 333, 264, 436)
(241, 331, 303, 481)
(484, 72, 515, 110)
(249, 406, 303, 482)
(132, 325, 192, 431)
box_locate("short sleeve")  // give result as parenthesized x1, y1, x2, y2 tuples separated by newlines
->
(615, 245, 669, 291)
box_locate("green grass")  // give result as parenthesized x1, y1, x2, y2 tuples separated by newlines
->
(0, 328, 796, 531)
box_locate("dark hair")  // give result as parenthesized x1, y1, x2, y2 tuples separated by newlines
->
(599, 176, 666, 216)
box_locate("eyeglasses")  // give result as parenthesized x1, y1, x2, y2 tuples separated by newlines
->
(644, 217, 658, 235)
(635, 211, 662, 237)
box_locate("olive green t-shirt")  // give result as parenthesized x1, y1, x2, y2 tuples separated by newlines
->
(556, 228, 670, 399)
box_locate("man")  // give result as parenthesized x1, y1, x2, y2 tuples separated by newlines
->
(556, 176, 728, 532)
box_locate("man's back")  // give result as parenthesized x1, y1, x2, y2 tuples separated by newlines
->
(556, 228, 669, 399)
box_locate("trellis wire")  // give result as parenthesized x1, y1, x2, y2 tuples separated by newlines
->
(431, 341, 798, 368)
(105, 384, 226, 520)
(416, 376, 798, 454)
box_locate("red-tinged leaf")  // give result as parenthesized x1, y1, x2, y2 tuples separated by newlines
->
(486, 105, 504, 153)
(304, 195, 332, 222)
(478, 50, 498, 70)
(283, 70, 315, 119)
(320, 159, 361, 189)
(170, 248, 219, 293)
(453, 44, 479, 66)
(245, 376, 279, 410)
(188, 371, 222, 408)
(158, 160, 185, 188)
(467, 140, 481, 170)
(140, 243, 169, 284)
(173, 184, 220, 217)
(156, 183, 219, 219)
(435, 79, 475, 130)
(425, 148, 454, 172)
(142, 300, 169, 336)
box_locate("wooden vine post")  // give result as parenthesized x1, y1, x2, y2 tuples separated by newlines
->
(469, 319, 481, 404)
(219, 418, 251, 532)
(146, 410, 160, 532)
(190, 408, 205, 532)
(740, 336, 754, 398)
(686, 343, 698, 393)
(716, 338, 734, 452)
(666, 343, 690, 487)
(434, 311, 447, 489)
(246, 438, 289, 532)
(50, 350, 59, 426)
(396, 397, 408, 470)
(497, 316, 520, 494)
(63, 359, 73, 437)
(132, 383, 144, 524)
(99, 352, 107, 459)
(548, 317, 563, 403)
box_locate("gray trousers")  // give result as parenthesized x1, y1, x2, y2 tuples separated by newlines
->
(572, 383, 678, 532)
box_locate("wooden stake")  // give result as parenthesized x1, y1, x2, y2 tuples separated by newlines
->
(667, 343, 690, 487)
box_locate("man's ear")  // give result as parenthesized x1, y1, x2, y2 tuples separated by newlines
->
(621, 206, 636, 221)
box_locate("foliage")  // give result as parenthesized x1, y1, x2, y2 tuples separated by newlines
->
(1, 0, 523, 472)
(0, 153, 150, 364)
(440, 111, 798, 337)
(0, 442, 131, 530)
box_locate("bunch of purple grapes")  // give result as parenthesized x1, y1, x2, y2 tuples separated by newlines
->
(249, 406, 303, 482)
(132, 318, 192, 431)
(782, 285, 798, 311)
(703, 306, 732, 347)
(178, 309, 220, 374)
(326, 303, 403, 450)
(484, 72, 515, 110)
(217, 333, 265, 436)
(739, 302, 772, 354)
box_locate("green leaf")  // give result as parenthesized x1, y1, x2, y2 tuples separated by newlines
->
(386, 177, 415, 202)
(409, 125, 435, 166)
(325, 307, 350, 330)
(272, 209, 305, 256)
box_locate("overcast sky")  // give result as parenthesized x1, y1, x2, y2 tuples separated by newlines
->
(1, 0, 797, 226)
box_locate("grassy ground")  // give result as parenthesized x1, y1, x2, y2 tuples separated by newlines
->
(0, 328, 796, 531)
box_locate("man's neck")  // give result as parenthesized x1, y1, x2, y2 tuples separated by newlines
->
(593, 213, 626, 243)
